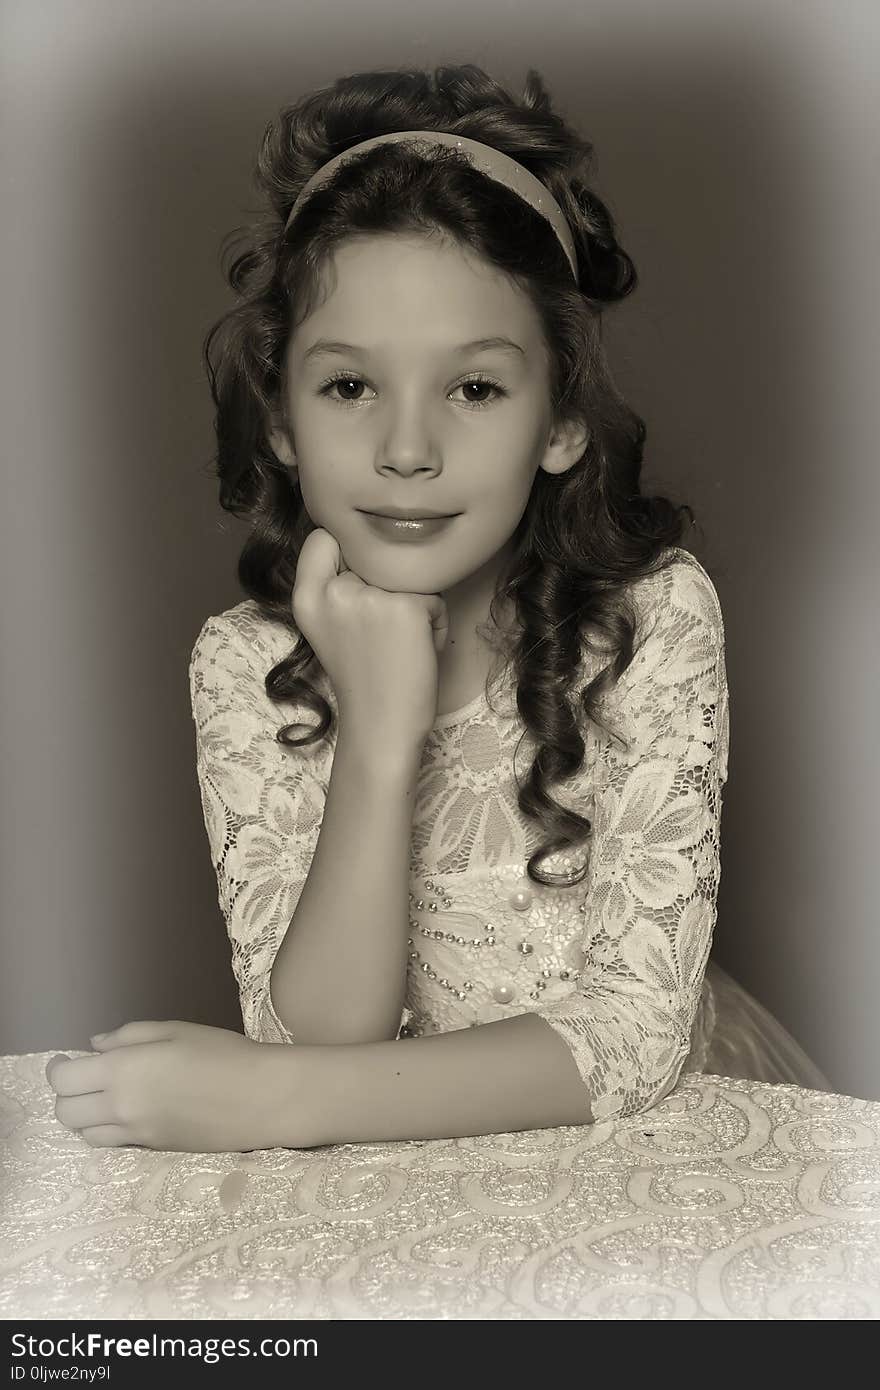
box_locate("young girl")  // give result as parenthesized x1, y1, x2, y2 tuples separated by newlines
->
(47, 64, 831, 1154)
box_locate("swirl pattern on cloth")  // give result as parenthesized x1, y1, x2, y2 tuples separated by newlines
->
(1, 1056, 877, 1320)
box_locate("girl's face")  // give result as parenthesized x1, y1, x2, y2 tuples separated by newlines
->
(268, 233, 587, 597)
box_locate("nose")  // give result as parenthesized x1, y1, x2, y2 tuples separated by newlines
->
(375, 394, 442, 479)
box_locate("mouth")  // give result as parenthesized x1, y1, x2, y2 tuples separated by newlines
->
(360, 510, 458, 520)
(358, 511, 458, 541)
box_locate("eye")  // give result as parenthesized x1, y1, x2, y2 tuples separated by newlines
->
(453, 375, 507, 408)
(316, 372, 508, 410)
(317, 374, 373, 405)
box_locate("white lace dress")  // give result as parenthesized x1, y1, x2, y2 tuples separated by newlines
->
(188, 547, 830, 1124)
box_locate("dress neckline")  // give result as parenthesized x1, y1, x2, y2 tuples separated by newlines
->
(431, 685, 491, 730)
(430, 654, 518, 732)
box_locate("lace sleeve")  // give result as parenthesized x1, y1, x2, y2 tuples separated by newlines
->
(188, 612, 329, 1045)
(534, 555, 730, 1122)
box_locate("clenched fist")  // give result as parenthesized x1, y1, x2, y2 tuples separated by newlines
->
(292, 528, 449, 748)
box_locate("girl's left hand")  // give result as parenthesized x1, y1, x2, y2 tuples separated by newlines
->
(45, 1020, 304, 1153)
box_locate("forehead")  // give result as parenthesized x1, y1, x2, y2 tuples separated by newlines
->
(291, 233, 544, 350)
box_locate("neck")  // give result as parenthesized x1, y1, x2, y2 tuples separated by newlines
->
(437, 542, 518, 684)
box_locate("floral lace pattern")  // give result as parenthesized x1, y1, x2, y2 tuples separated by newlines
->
(189, 548, 730, 1123)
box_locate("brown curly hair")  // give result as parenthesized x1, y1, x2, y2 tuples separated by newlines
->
(201, 63, 695, 888)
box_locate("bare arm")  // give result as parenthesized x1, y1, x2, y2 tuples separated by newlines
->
(267, 1012, 594, 1146)
(268, 729, 422, 1044)
(266, 526, 449, 1046)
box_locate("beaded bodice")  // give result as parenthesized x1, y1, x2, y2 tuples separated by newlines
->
(189, 546, 729, 1123)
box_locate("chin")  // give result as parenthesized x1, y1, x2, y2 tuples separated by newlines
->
(365, 567, 452, 594)
(342, 539, 444, 578)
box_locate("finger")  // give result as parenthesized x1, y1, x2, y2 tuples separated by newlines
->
(296, 527, 342, 580)
(55, 1092, 116, 1131)
(45, 1053, 70, 1085)
(79, 1125, 140, 1149)
(315, 528, 351, 579)
(293, 529, 345, 615)
(423, 594, 450, 653)
(90, 1021, 177, 1050)
(46, 1054, 105, 1098)
(327, 569, 365, 598)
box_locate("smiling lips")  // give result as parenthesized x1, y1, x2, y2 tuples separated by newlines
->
(362, 507, 457, 520)
(359, 511, 457, 541)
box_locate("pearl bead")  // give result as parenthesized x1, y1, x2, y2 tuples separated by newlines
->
(518, 942, 534, 955)
(509, 888, 533, 911)
(492, 983, 515, 1004)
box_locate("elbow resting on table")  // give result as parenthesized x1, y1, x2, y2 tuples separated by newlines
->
(246, 986, 695, 1144)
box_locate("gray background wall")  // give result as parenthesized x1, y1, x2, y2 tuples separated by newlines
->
(3, 0, 877, 1099)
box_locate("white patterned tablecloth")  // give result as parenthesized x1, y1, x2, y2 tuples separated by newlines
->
(1, 1052, 879, 1320)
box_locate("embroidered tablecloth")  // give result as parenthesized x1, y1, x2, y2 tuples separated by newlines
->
(2, 1053, 879, 1320)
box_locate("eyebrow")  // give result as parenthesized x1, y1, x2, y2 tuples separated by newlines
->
(301, 336, 526, 363)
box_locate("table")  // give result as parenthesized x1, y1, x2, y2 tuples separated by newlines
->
(2, 1052, 879, 1319)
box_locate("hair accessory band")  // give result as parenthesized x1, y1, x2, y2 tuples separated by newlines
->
(283, 129, 579, 282)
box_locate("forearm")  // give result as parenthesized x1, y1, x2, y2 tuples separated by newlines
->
(281, 1013, 594, 1145)
(269, 726, 422, 1044)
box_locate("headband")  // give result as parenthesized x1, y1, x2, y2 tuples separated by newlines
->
(283, 129, 579, 282)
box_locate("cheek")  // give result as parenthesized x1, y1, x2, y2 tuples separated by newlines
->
(295, 461, 343, 520)
(469, 468, 535, 524)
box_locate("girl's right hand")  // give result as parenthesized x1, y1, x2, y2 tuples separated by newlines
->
(291, 527, 450, 748)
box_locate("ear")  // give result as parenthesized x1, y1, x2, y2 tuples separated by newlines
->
(264, 407, 297, 474)
(538, 416, 591, 478)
